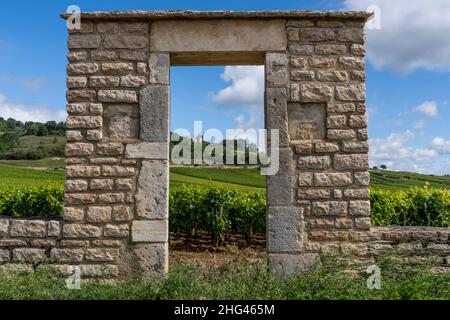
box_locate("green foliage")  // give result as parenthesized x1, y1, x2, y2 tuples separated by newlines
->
(370, 184, 450, 227)
(0, 186, 64, 218)
(169, 186, 265, 246)
(0, 258, 448, 300)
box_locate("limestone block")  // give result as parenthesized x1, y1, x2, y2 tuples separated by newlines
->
(87, 207, 112, 222)
(265, 88, 288, 146)
(10, 220, 46, 238)
(103, 224, 129, 238)
(63, 207, 85, 222)
(63, 224, 102, 238)
(47, 221, 61, 237)
(125, 142, 168, 160)
(103, 35, 149, 49)
(66, 165, 101, 178)
(140, 85, 169, 142)
(265, 53, 288, 87)
(149, 53, 170, 85)
(50, 248, 84, 263)
(68, 35, 101, 49)
(13, 248, 46, 263)
(0, 220, 9, 236)
(85, 248, 119, 262)
(67, 63, 99, 75)
(98, 90, 138, 103)
(66, 116, 102, 129)
(349, 200, 371, 216)
(314, 172, 352, 187)
(132, 243, 168, 275)
(334, 154, 369, 170)
(135, 160, 168, 219)
(131, 220, 168, 242)
(268, 207, 303, 253)
(64, 193, 96, 205)
(150, 19, 286, 52)
(335, 84, 365, 101)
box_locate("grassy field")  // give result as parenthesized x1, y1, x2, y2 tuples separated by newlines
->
(0, 161, 449, 191)
(0, 257, 448, 300)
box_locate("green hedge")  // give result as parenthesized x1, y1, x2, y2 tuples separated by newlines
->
(0, 186, 64, 218)
(0, 184, 448, 241)
(370, 185, 450, 227)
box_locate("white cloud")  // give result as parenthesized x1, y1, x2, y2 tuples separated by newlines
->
(0, 94, 65, 122)
(212, 66, 264, 107)
(345, 0, 450, 74)
(369, 130, 439, 173)
(413, 119, 426, 129)
(413, 101, 438, 117)
(23, 76, 50, 94)
(431, 137, 450, 154)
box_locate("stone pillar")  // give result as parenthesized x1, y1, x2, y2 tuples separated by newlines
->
(285, 19, 371, 268)
(126, 52, 170, 275)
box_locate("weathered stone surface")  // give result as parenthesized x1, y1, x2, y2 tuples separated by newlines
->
(63, 224, 102, 238)
(66, 130, 84, 142)
(0, 250, 10, 262)
(10, 220, 46, 238)
(308, 218, 334, 229)
(291, 83, 333, 102)
(13, 248, 46, 263)
(327, 115, 347, 128)
(266, 53, 288, 87)
(67, 90, 96, 102)
(121, 75, 146, 87)
(90, 179, 114, 191)
(31, 240, 56, 247)
(89, 76, 120, 87)
(344, 188, 370, 199)
(67, 63, 99, 75)
(314, 172, 352, 187)
(267, 175, 294, 205)
(334, 154, 369, 170)
(120, 22, 149, 34)
(91, 50, 118, 60)
(349, 200, 371, 216)
(338, 56, 365, 70)
(69, 35, 101, 49)
(308, 57, 335, 68)
(297, 188, 330, 200)
(98, 192, 125, 204)
(66, 116, 102, 129)
(63, 207, 85, 222)
(355, 217, 371, 230)
(315, 142, 339, 153)
(335, 84, 365, 101)
(68, 51, 88, 62)
(298, 172, 313, 186)
(290, 70, 314, 81)
(140, 85, 169, 142)
(151, 19, 286, 52)
(120, 51, 147, 61)
(104, 35, 149, 49)
(265, 87, 288, 145)
(97, 142, 123, 156)
(67, 76, 87, 88)
(337, 28, 364, 42)
(64, 193, 97, 205)
(65, 143, 94, 157)
(327, 103, 356, 113)
(115, 179, 133, 191)
(299, 28, 335, 42)
(103, 224, 129, 238)
(342, 141, 368, 153)
(290, 56, 307, 68)
(66, 165, 101, 178)
(317, 71, 348, 82)
(354, 172, 370, 186)
(135, 160, 168, 219)
(113, 205, 131, 221)
(65, 179, 88, 192)
(327, 129, 356, 140)
(0, 239, 27, 247)
(335, 218, 353, 229)
(87, 206, 112, 222)
(101, 62, 134, 75)
(47, 221, 61, 237)
(268, 207, 303, 252)
(0, 220, 10, 236)
(269, 253, 320, 276)
(97, 22, 119, 33)
(131, 220, 168, 242)
(50, 248, 84, 263)
(348, 115, 367, 128)
(98, 90, 138, 103)
(351, 44, 366, 56)
(315, 44, 346, 55)
(298, 156, 330, 170)
(102, 165, 135, 177)
(132, 243, 168, 275)
(85, 248, 118, 262)
(125, 142, 168, 159)
(86, 130, 103, 141)
(149, 53, 170, 84)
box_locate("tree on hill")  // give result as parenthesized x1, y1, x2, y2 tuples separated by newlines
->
(380, 164, 387, 170)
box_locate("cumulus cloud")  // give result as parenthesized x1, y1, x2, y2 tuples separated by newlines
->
(413, 119, 426, 129)
(344, 0, 450, 74)
(413, 101, 438, 117)
(431, 137, 450, 154)
(212, 66, 264, 107)
(0, 94, 66, 122)
(369, 130, 439, 173)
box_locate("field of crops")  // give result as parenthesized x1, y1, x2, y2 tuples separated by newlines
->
(1, 162, 449, 191)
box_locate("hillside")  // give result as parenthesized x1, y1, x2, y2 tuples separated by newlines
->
(0, 162, 449, 192)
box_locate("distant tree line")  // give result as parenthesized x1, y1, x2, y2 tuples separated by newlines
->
(0, 117, 66, 159)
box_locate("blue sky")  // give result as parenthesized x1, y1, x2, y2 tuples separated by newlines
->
(0, 0, 449, 174)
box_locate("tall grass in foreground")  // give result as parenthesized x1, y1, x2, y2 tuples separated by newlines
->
(0, 257, 448, 300)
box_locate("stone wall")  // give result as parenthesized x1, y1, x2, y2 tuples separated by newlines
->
(0, 11, 448, 278)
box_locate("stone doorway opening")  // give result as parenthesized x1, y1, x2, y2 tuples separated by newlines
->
(168, 64, 268, 268)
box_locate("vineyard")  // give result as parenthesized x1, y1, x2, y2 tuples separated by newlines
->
(0, 163, 449, 246)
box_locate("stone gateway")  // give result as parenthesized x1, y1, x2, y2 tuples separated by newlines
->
(0, 11, 448, 278)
